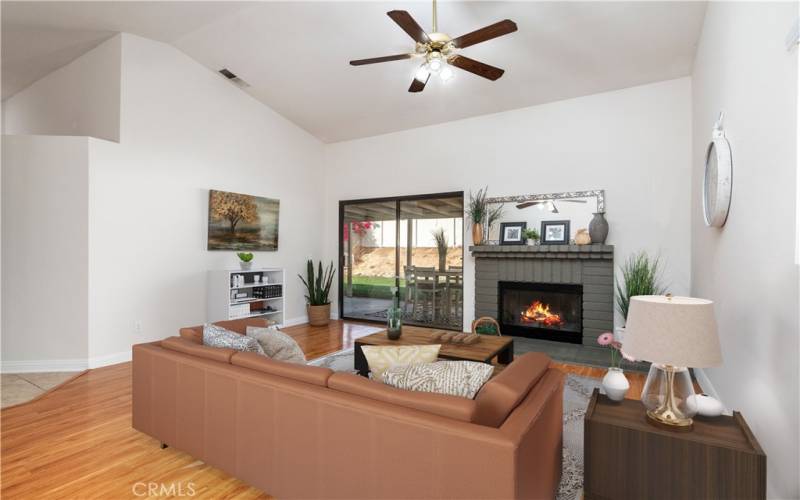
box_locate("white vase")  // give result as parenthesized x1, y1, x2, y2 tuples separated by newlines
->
(602, 367, 630, 402)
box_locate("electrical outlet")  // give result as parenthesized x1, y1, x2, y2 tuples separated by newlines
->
(134, 321, 142, 334)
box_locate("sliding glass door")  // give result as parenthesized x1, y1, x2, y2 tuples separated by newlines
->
(339, 192, 464, 330)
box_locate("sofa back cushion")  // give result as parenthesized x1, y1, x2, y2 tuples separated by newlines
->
(231, 352, 332, 387)
(327, 372, 477, 423)
(473, 352, 551, 427)
(179, 317, 277, 344)
(161, 336, 236, 363)
(361, 344, 441, 382)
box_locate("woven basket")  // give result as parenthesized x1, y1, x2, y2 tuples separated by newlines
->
(471, 317, 501, 336)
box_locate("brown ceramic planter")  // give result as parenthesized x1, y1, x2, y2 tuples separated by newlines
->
(471, 223, 484, 245)
(307, 304, 331, 326)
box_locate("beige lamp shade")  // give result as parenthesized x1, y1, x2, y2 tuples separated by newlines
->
(623, 295, 722, 368)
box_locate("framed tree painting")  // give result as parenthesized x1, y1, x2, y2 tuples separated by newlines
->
(207, 189, 279, 251)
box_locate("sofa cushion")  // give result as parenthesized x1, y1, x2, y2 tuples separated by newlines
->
(231, 352, 332, 387)
(328, 372, 477, 423)
(246, 326, 306, 364)
(161, 336, 236, 363)
(203, 324, 265, 354)
(383, 360, 494, 399)
(361, 344, 441, 382)
(473, 352, 551, 427)
(179, 318, 278, 344)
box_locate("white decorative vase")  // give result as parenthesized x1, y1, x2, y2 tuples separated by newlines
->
(602, 367, 630, 402)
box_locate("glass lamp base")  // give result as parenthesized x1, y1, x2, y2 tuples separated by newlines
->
(641, 364, 697, 431)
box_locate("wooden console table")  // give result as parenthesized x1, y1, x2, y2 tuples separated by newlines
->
(584, 389, 766, 500)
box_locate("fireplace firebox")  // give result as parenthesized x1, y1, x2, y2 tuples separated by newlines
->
(498, 281, 583, 344)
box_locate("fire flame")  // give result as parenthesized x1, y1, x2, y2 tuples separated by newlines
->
(521, 301, 565, 327)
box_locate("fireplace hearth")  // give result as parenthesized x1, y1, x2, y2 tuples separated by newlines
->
(499, 281, 583, 344)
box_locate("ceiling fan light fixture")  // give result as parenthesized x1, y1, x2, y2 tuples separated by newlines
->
(415, 65, 430, 82)
(439, 66, 454, 82)
(426, 52, 444, 73)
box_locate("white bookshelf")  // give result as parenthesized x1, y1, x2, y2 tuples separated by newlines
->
(207, 268, 285, 326)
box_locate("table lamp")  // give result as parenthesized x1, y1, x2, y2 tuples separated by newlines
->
(623, 295, 722, 430)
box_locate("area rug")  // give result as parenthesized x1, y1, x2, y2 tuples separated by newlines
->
(310, 349, 600, 500)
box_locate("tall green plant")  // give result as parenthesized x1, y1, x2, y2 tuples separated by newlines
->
(299, 260, 336, 306)
(466, 187, 489, 225)
(616, 252, 667, 321)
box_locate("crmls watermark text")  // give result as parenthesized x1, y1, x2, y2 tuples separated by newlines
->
(132, 482, 196, 497)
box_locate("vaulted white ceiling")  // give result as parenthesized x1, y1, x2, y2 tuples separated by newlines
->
(2, 1, 706, 142)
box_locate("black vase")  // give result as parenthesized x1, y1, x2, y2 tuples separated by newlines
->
(589, 213, 609, 244)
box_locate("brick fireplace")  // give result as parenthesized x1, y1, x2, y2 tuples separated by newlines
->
(471, 244, 614, 347)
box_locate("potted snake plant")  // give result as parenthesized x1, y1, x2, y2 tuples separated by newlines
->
(299, 259, 336, 326)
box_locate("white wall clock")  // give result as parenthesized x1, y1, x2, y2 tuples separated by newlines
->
(703, 112, 733, 227)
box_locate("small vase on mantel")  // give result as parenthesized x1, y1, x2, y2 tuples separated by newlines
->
(589, 212, 609, 244)
(602, 367, 630, 402)
(472, 223, 484, 245)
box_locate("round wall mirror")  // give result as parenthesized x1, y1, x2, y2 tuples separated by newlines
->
(703, 118, 732, 227)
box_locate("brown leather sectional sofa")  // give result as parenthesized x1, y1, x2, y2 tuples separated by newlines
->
(132, 319, 565, 499)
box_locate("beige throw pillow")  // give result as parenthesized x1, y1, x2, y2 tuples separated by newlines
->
(361, 344, 441, 382)
(246, 326, 307, 365)
(383, 360, 494, 399)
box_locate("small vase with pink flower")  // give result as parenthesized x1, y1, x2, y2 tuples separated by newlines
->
(597, 332, 631, 402)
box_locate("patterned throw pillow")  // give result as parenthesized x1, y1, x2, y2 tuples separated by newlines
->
(383, 361, 494, 399)
(360, 344, 441, 382)
(203, 324, 264, 354)
(246, 326, 307, 365)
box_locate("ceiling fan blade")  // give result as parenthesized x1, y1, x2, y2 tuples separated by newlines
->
(387, 10, 430, 44)
(350, 54, 414, 66)
(451, 19, 518, 49)
(516, 201, 547, 209)
(408, 74, 429, 93)
(448, 55, 505, 81)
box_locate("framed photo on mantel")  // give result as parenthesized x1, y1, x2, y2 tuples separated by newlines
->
(500, 222, 527, 245)
(540, 220, 570, 245)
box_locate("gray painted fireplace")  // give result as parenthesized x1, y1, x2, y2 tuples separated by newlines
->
(470, 244, 614, 347)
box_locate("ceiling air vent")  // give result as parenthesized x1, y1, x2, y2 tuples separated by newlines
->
(218, 68, 250, 88)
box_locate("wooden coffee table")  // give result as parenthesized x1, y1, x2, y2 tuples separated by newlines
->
(353, 326, 514, 377)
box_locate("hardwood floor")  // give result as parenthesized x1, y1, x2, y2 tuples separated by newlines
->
(1, 321, 644, 499)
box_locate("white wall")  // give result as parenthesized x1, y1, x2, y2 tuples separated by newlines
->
(2, 33, 326, 366)
(1, 135, 90, 371)
(84, 34, 325, 361)
(691, 3, 799, 498)
(324, 78, 693, 331)
(2, 35, 121, 142)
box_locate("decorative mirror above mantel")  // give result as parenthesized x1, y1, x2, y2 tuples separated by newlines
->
(484, 189, 608, 245)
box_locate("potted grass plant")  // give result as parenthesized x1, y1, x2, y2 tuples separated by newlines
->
(615, 251, 666, 340)
(299, 260, 336, 326)
(466, 188, 489, 245)
(432, 228, 448, 272)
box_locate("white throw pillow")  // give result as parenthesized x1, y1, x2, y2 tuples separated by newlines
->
(383, 360, 494, 399)
(360, 344, 441, 382)
(203, 324, 264, 354)
(246, 326, 307, 364)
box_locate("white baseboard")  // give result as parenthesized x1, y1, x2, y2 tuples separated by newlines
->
(1, 358, 88, 373)
(2, 350, 132, 373)
(283, 315, 309, 327)
(88, 350, 131, 369)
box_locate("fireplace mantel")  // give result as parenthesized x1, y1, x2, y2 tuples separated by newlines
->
(469, 244, 613, 259)
(470, 244, 614, 347)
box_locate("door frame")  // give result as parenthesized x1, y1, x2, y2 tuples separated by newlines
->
(338, 191, 464, 326)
